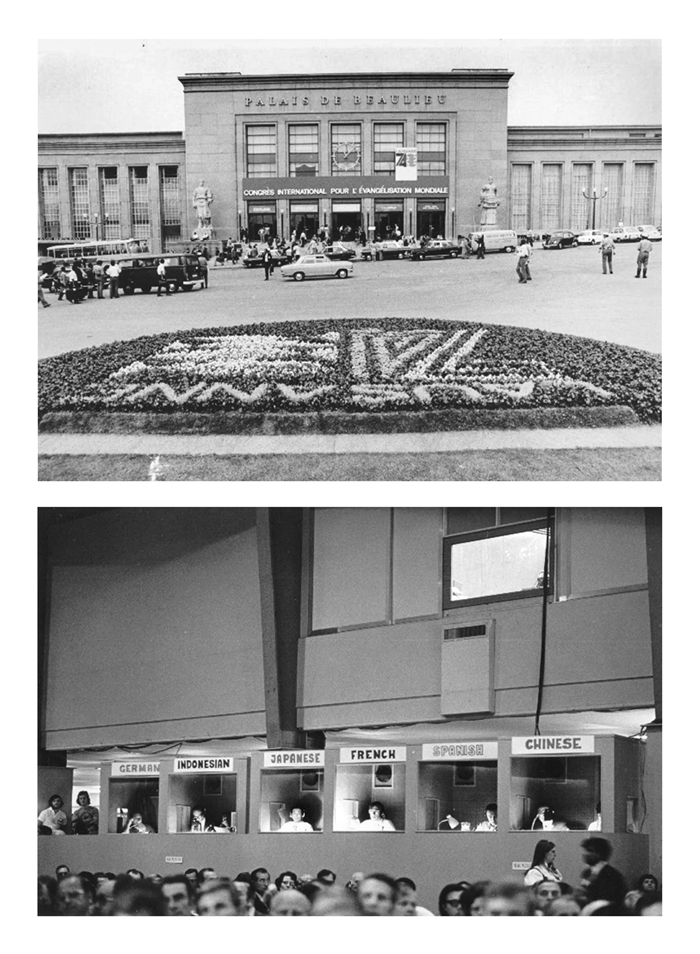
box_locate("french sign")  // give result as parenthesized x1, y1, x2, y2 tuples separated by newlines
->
(111, 761, 160, 776)
(421, 742, 498, 761)
(512, 736, 595, 755)
(340, 747, 407, 763)
(174, 757, 234, 773)
(242, 176, 449, 200)
(263, 750, 325, 767)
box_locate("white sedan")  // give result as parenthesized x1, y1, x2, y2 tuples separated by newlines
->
(280, 254, 354, 281)
(577, 230, 604, 245)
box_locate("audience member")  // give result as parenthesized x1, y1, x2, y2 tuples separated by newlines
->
(56, 874, 94, 916)
(311, 885, 363, 916)
(580, 837, 627, 906)
(483, 881, 537, 917)
(270, 888, 311, 916)
(161, 875, 194, 916)
(357, 873, 398, 916)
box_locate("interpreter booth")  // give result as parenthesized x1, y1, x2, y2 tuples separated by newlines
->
(38, 736, 649, 899)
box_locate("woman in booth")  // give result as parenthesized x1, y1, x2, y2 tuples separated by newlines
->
(356, 801, 396, 832)
(123, 812, 154, 834)
(72, 791, 99, 834)
(523, 839, 564, 886)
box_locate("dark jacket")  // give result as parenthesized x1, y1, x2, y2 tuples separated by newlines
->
(588, 863, 627, 905)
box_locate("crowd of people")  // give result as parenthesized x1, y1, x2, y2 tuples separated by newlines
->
(38, 837, 660, 916)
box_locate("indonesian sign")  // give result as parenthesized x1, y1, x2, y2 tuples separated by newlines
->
(511, 736, 596, 755)
(174, 757, 234, 773)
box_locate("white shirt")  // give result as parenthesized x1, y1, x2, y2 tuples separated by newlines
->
(278, 820, 314, 833)
(358, 817, 396, 831)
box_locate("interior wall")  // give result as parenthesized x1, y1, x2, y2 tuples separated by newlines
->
(45, 511, 266, 748)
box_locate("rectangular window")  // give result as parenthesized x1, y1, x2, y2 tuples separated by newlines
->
(69, 167, 91, 240)
(331, 124, 362, 176)
(129, 166, 150, 240)
(510, 164, 532, 232)
(510, 755, 600, 832)
(571, 163, 593, 231)
(540, 164, 563, 231)
(601, 163, 624, 229)
(260, 768, 324, 832)
(374, 123, 404, 176)
(443, 509, 552, 608)
(417, 123, 446, 176)
(246, 125, 277, 178)
(168, 772, 237, 834)
(98, 167, 121, 240)
(289, 124, 319, 177)
(159, 165, 181, 248)
(38, 168, 61, 239)
(418, 761, 498, 831)
(631, 163, 655, 223)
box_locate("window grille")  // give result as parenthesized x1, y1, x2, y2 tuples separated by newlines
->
(246, 125, 277, 177)
(39, 168, 61, 239)
(417, 123, 446, 176)
(571, 164, 593, 231)
(99, 167, 121, 239)
(510, 164, 532, 231)
(289, 125, 318, 177)
(129, 166, 150, 240)
(69, 167, 91, 240)
(540, 165, 562, 231)
(374, 124, 404, 176)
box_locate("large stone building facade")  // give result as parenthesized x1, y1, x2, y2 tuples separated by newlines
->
(38, 71, 661, 249)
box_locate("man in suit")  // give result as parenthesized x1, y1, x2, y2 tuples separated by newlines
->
(580, 837, 627, 905)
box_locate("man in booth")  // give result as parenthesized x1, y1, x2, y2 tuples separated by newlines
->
(278, 805, 314, 833)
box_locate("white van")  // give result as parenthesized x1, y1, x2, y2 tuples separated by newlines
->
(467, 230, 518, 253)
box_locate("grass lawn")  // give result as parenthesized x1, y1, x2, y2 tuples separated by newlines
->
(39, 448, 661, 481)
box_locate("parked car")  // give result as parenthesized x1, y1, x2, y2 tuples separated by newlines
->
(467, 230, 518, 253)
(543, 230, 579, 249)
(610, 227, 641, 243)
(634, 225, 662, 241)
(322, 243, 356, 261)
(280, 254, 354, 281)
(241, 245, 291, 267)
(410, 239, 462, 260)
(359, 241, 415, 261)
(576, 230, 604, 245)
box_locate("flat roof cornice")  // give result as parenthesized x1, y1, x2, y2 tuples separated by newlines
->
(178, 70, 514, 90)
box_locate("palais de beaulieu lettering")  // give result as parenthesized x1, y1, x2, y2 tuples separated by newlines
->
(244, 94, 447, 109)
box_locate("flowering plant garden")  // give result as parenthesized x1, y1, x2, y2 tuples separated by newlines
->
(39, 318, 661, 426)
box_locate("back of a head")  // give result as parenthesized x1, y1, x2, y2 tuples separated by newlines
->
(270, 888, 311, 916)
(311, 885, 363, 917)
(484, 881, 536, 917)
(113, 876, 167, 916)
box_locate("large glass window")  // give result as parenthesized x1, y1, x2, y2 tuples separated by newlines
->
(331, 124, 362, 176)
(418, 760, 498, 831)
(571, 164, 593, 231)
(246, 125, 277, 178)
(510, 756, 601, 832)
(39, 168, 61, 240)
(374, 123, 404, 176)
(99, 167, 121, 240)
(159, 165, 181, 248)
(333, 763, 406, 832)
(416, 123, 446, 176)
(540, 164, 563, 231)
(631, 163, 655, 223)
(129, 166, 150, 240)
(602, 163, 624, 228)
(289, 125, 319, 177)
(444, 509, 552, 608)
(510, 164, 532, 232)
(69, 167, 91, 240)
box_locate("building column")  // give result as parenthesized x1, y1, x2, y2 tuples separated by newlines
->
(256, 509, 306, 750)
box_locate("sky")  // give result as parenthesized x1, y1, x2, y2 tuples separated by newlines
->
(38, 38, 661, 134)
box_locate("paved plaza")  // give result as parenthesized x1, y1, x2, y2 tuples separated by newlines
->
(38, 243, 661, 480)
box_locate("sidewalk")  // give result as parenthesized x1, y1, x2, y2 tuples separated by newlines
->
(39, 424, 661, 456)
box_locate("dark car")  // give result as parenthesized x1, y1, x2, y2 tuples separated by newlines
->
(322, 243, 356, 261)
(410, 239, 461, 260)
(118, 254, 206, 294)
(542, 230, 579, 250)
(241, 245, 292, 267)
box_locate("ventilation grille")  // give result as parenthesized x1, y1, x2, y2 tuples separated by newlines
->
(443, 623, 488, 641)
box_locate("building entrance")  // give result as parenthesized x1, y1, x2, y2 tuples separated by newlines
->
(331, 203, 362, 243)
(247, 205, 277, 243)
(417, 202, 446, 240)
(290, 211, 319, 242)
(374, 201, 405, 240)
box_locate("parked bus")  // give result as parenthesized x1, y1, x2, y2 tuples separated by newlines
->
(45, 238, 151, 260)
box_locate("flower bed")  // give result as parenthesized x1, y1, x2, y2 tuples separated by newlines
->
(39, 318, 661, 424)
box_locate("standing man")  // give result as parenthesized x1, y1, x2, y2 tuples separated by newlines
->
(516, 240, 531, 283)
(261, 245, 273, 281)
(106, 259, 121, 298)
(93, 259, 105, 299)
(476, 233, 486, 259)
(156, 258, 171, 297)
(600, 233, 615, 275)
(580, 836, 627, 906)
(636, 234, 652, 278)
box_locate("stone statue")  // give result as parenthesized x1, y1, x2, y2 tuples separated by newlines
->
(478, 176, 500, 228)
(193, 180, 214, 230)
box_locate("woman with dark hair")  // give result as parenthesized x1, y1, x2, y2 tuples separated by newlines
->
(72, 791, 99, 834)
(524, 839, 564, 886)
(438, 883, 465, 916)
(275, 871, 298, 891)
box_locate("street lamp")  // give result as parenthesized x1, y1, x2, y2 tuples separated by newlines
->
(582, 187, 608, 231)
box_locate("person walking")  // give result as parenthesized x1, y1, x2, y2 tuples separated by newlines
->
(156, 258, 171, 296)
(516, 240, 531, 283)
(54, 265, 69, 300)
(600, 233, 615, 274)
(476, 233, 486, 259)
(38, 270, 51, 307)
(636, 234, 652, 278)
(93, 260, 105, 299)
(106, 259, 121, 298)
(198, 252, 209, 288)
(261, 245, 273, 280)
